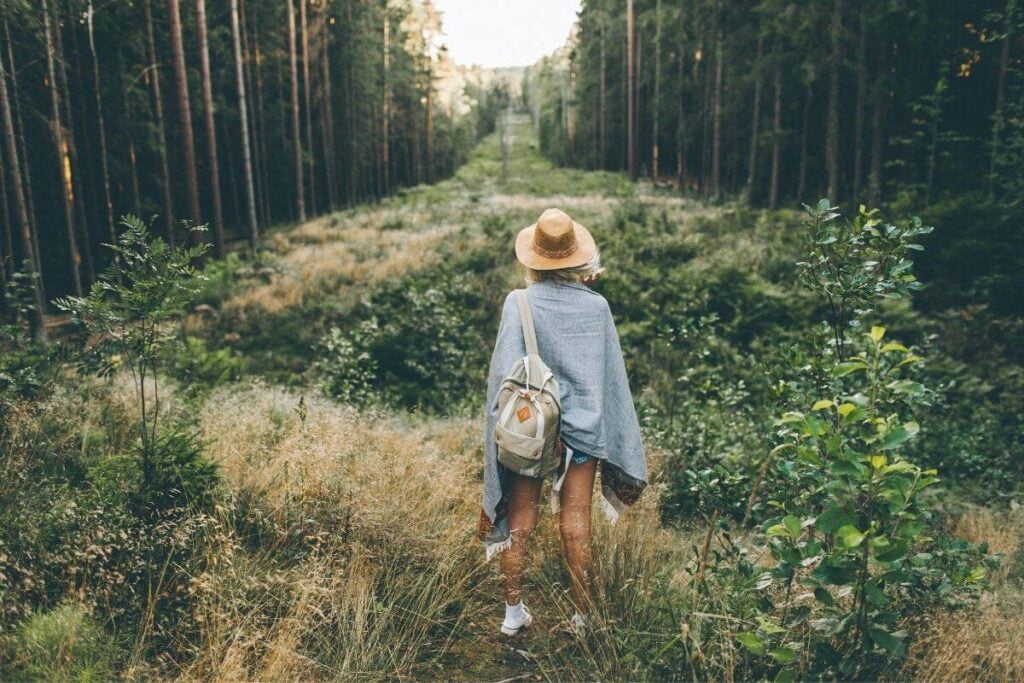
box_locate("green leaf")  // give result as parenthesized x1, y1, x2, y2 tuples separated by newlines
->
(737, 631, 764, 655)
(813, 586, 835, 605)
(877, 422, 920, 450)
(835, 525, 866, 548)
(870, 326, 886, 343)
(812, 399, 834, 411)
(774, 667, 797, 683)
(833, 361, 868, 377)
(869, 626, 906, 657)
(769, 647, 798, 664)
(881, 342, 909, 353)
(783, 515, 802, 539)
(837, 402, 857, 417)
(816, 505, 857, 534)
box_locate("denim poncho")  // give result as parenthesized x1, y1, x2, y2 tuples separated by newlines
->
(479, 281, 648, 560)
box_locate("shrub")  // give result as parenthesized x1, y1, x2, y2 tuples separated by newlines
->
(3, 604, 122, 681)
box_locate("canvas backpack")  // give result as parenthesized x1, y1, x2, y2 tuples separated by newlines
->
(494, 289, 563, 478)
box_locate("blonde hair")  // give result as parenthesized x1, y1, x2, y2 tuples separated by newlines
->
(524, 251, 605, 285)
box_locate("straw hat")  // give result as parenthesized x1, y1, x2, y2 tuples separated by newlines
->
(515, 208, 597, 270)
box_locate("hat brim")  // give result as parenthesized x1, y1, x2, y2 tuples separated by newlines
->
(514, 221, 597, 270)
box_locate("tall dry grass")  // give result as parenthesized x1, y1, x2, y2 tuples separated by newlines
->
(901, 506, 1024, 682)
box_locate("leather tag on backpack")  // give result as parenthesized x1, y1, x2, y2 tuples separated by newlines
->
(516, 405, 531, 423)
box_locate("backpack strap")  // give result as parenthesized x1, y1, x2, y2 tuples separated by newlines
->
(515, 289, 539, 356)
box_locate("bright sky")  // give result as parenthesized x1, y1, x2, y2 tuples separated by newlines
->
(433, 0, 581, 68)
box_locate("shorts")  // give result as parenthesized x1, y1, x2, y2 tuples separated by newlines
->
(564, 440, 592, 466)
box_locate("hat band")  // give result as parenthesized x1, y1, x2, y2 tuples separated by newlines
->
(532, 240, 579, 260)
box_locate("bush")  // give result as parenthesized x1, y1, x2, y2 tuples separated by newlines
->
(3, 604, 122, 681)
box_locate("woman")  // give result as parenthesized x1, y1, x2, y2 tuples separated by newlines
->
(480, 208, 648, 636)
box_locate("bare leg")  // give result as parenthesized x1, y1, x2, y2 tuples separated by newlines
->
(500, 473, 543, 606)
(559, 457, 598, 613)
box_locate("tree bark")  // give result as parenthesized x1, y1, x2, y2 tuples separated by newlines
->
(167, 0, 204, 233)
(746, 36, 764, 201)
(381, 3, 391, 196)
(0, 45, 45, 341)
(87, 0, 116, 246)
(320, 3, 337, 209)
(599, 16, 606, 169)
(287, 0, 306, 221)
(769, 66, 782, 210)
(853, 7, 867, 198)
(651, 0, 661, 179)
(42, 0, 82, 296)
(710, 30, 723, 201)
(230, 0, 259, 248)
(989, 0, 1016, 194)
(196, 0, 225, 256)
(300, 0, 317, 213)
(626, 0, 636, 180)
(143, 0, 176, 246)
(676, 6, 686, 190)
(826, 0, 843, 200)
(3, 21, 40, 281)
(797, 83, 813, 202)
(868, 51, 886, 206)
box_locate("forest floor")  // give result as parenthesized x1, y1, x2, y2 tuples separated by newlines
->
(169, 115, 1023, 680)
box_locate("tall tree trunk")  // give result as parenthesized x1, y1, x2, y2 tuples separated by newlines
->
(746, 35, 764, 201)
(676, 6, 687, 190)
(230, 0, 258, 248)
(868, 52, 886, 206)
(853, 7, 867, 198)
(167, 0, 204, 235)
(0, 153, 9, 305)
(626, 0, 636, 179)
(769, 66, 782, 210)
(424, 62, 433, 184)
(797, 83, 813, 201)
(287, 0, 306, 220)
(242, 0, 271, 227)
(989, 0, 1016, 194)
(143, 0, 176, 246)
(826, 0, 843, 200)
(0, 46, 45, 341)
(196, 0, 225, 256)
(381, 3, 391, 196)
(710, 31, 723, 201)
(300, 0, 317, 213)
(54, 7, 94, 282)
(4, 21, 40, 281)
(42, 0, 82, 296)
(320, 3, 337, 209)
(651, 0, 661, 179)
(87, 0, 116, 246)
(599, 17, 606, 169)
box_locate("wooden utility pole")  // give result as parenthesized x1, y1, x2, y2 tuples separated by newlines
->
(42, 0, 82, 295)
(0, 46, 45, 341)
(196, 0, 225, 256)
(167, 0, 204, 232)
(287, 0, 306, 221)
(626, 0, 636, 180)
(230, 0, 259, 248)
(143, 0, 176, 246)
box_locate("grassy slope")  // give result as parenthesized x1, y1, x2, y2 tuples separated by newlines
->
(186, 118, 1023, 681)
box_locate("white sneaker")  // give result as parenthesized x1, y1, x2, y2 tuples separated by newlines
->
(500, 604, 533, 636)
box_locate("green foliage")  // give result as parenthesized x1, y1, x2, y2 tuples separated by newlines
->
(55, 216, 213, 506)
(170, 336, 243, 391)
(3, 604, 122, 681)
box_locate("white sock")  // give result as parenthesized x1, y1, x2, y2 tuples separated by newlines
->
(504, 601, 524, 623)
